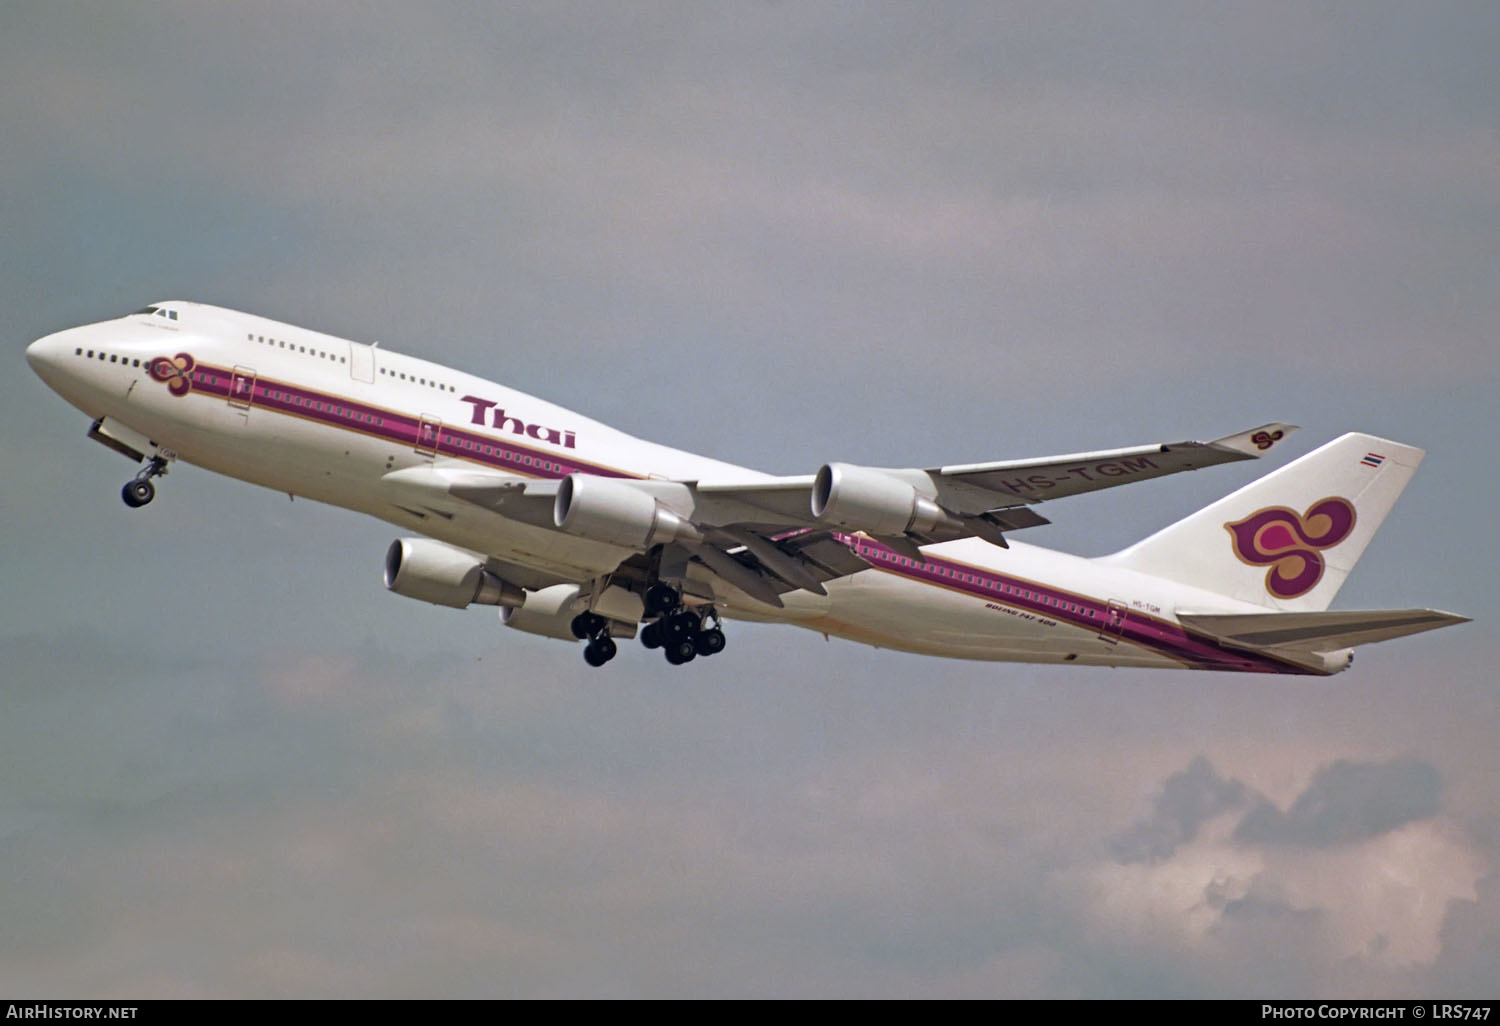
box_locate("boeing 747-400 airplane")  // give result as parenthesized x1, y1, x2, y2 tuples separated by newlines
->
(27, 302, 1467, 673)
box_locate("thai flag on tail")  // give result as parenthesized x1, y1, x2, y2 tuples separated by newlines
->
(1361, 452, 1385, 468)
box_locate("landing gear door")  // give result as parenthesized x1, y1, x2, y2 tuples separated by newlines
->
(415, 415, 442, 460)
(228, 366, 257, 412)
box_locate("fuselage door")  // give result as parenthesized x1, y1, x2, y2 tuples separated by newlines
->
(349, 341, 375, 384)
(415, 415, 442, 460)
(228, 365, 257, 411)
(1099, 600, 1129, 644)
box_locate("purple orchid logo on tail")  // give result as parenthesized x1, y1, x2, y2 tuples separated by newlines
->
(1225, 497, 1357, 599)
(148, 352, 196, 396)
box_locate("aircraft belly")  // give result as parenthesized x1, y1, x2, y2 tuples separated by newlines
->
(803, 565, 1181, 667)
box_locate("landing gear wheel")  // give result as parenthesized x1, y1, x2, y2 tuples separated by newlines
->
(694, 627, 726, 657)
(122, 456, 168, 509)
(644, 583, 680, 617)
(664, 637, 697, 665)
(666, 610, 699, 638)
(122, 478, 155, 508)
(640, 621, 663, 649)
(571, 611, 606, 640)
(583, 635, 617, 667)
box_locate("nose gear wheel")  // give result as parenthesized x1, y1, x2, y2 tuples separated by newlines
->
(122, 456, 169, 508)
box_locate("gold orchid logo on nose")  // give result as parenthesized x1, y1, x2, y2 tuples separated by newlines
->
(148, 352, 196, 396)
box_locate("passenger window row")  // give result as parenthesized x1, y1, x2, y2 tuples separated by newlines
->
(244, 330, 457, 394)
(248, 332, 347, 365)
(77, 348, 143, 368)
(260, 386, 384, 426)
(379, 365, 457, 393)
(442, 433, 563, 474)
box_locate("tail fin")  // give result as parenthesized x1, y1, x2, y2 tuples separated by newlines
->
(1101, 433, 1424, 611)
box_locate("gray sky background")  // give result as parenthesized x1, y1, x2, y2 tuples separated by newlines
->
(2, 1, 1497, 997)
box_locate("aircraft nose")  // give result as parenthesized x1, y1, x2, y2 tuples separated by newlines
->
(26, 330, 73, 381)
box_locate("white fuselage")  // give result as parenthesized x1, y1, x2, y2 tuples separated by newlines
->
(27, 302, 1316, 674)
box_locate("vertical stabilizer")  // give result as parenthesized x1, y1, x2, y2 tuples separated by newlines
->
(1100, 434, 1423, 611)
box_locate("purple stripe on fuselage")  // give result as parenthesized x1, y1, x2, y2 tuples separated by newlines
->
(188, 363, 632, 480)
(183, 366, 1313, 673)
(836, 534, 1316, 675)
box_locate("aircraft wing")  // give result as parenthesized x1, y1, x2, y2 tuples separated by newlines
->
(677, 421, 1296, 596)
(691, 421, 1296, 542)
(924, 421, 1298, 507)
(380, 465, 558, 526)
(383, 422, 1296, 605)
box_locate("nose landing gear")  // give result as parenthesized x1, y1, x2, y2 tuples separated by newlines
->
(122, 456, 169, 508)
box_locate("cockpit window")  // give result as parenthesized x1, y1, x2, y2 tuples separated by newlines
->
(131, 306, 179, 321)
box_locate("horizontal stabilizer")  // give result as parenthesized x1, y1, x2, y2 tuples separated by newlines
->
(1178, 608, 1469, 656)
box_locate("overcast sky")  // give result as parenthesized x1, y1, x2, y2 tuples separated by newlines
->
(2, 1, 1497, 998)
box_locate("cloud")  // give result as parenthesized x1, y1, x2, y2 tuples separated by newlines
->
(1064, 756, 1488, 992)
(1429, 872, 1500, 990)
(1110, 755, 1249, 863)
(1234, 758, 1443, 848)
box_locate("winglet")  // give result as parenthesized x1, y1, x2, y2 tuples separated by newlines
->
(1208, 422, 1299, 458)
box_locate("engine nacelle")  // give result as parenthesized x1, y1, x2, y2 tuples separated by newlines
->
(499, 584, 583, 640)
(1318, 648, 1355, 674)
(500, 584, 638, 642)
(811, 463, 955, 535)
(553, 474, 700, 549)
(383, 538, 524, 610)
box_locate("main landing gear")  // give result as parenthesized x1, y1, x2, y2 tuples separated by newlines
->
(638, 584, 726, 666)
(570, 583, 729, 669)
(122, 456, 169, 508)
(570, 611, 619, 668)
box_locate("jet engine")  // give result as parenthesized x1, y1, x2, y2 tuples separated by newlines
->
(811, 463, 958, 535)
(383, 538, 524, 609)
(500, 584, 637, 641)
(553, 474, 700, 549)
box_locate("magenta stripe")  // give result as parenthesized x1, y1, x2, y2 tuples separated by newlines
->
(836, 534, 1319, 675)
(189, 364, 631, 480)
(186, 366, 1316, 673)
